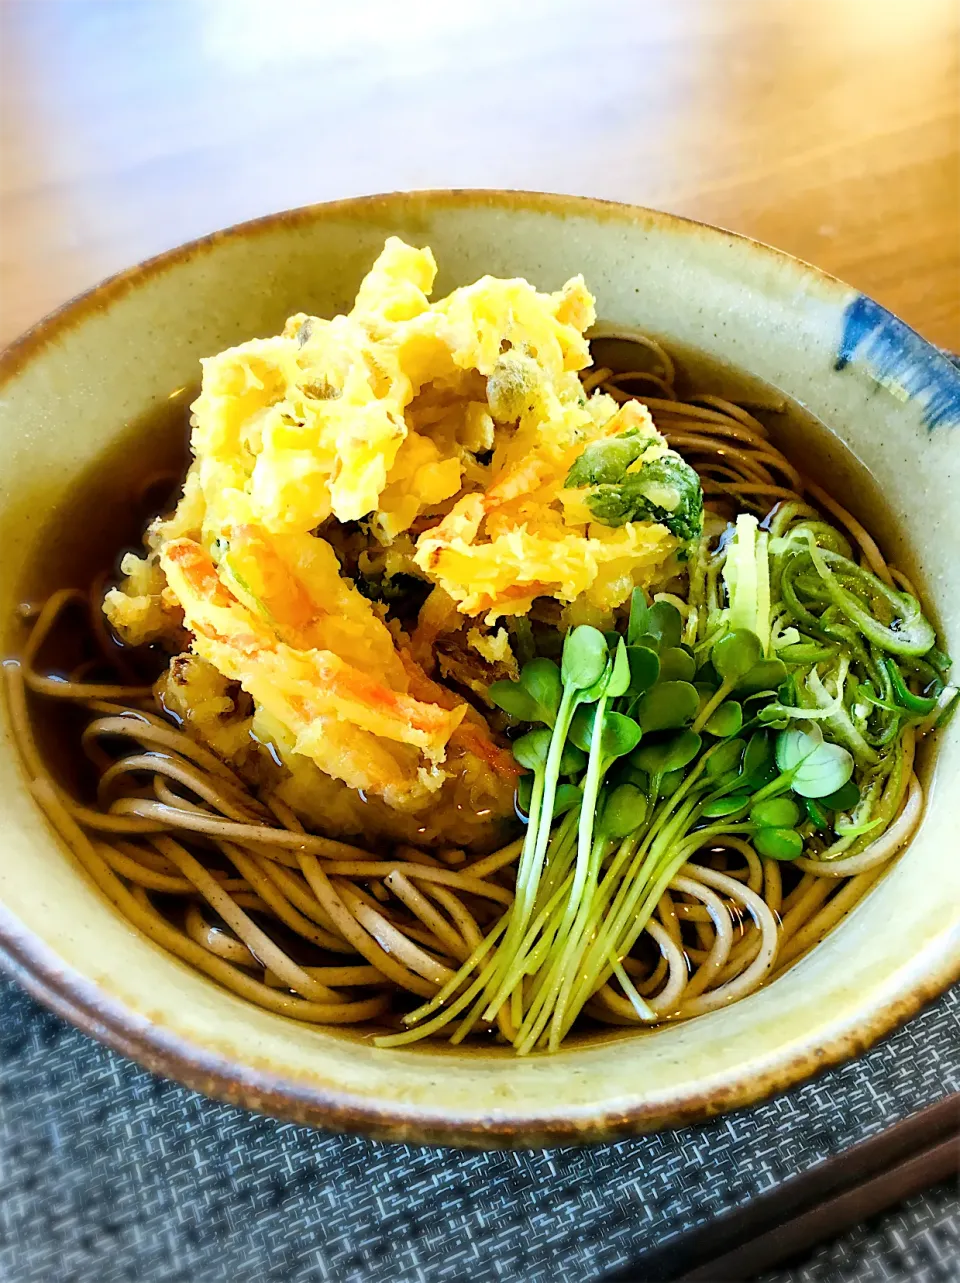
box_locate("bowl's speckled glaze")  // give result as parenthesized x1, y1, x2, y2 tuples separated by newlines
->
(0, 191, 957, 1148)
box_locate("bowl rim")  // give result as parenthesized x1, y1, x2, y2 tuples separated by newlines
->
(1, 187, 958, 1148)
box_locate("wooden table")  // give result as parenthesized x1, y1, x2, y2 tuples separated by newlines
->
(2, 0, 958, 349)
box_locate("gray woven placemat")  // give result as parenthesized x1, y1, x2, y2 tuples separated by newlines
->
(1, 974, 957, 1283)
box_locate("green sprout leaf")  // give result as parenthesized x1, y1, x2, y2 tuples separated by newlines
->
(558, 742, 588, 777)
(821, 780, 860, 811)
(572, 694, 641, 758)
(734, 658, 788, 697)
(488, 680, 542, 724)
(695, 680, 719, 706)
(561, 625, 609, 691)
(569, 704, 598, 753)
(552, 783, 583, 818)
(627, 589, 651, 646)
(741, 731, 775, 786)
(706, 737, 746, 778)
(507, 616, 536, 668)
(626, 645, 660, 697)
(658, 646, 697, 684)
(750, 797, 801, 828)
(606, 639, 631, 699)
(634, 681, 700, 732)
(615, 762, 649, 792)
(519, 658, 563, 723)
(775, 726, 854, 798)
(712, 629, 764, 682)
(658, 768, 687, 797)
(647, 600, 683, 650)
(581, 665, 614, 704)
(599, 783, 648, 839)
(753, 827, 804, 860)
(705, 700, 743, 739)
(512, 728, 552, 772)
(489, 657, 564, 726)
(600, 711, 644, 762)
(664, 728, 703, 771)
(701, 792, 751, 818)
(631, 728, 702, 776)
(775, 727, 820, 775)
(696, 659, 720, 688)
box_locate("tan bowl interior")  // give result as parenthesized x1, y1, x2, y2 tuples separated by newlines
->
(0, 191, 957, 1146)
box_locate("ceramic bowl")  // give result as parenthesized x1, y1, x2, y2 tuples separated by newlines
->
(1, 191, 958, 1148)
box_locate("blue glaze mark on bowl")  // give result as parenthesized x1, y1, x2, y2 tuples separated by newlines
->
(835, 296, 960, 431)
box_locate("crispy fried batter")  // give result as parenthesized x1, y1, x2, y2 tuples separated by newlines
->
(104, 238, 683, 846)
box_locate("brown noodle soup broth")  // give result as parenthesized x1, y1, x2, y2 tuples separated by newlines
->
(6, 336, 940, 1053)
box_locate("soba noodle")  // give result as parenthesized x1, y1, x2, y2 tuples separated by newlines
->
(4, 332, 934, 1047)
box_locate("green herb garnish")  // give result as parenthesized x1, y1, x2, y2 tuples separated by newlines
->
(565, 438, 704, 543)
(395, 487, 955, 1054)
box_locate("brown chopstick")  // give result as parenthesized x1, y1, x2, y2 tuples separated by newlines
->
(681, 1132, 959, 1280)
(604, 1092, 960, 1282)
